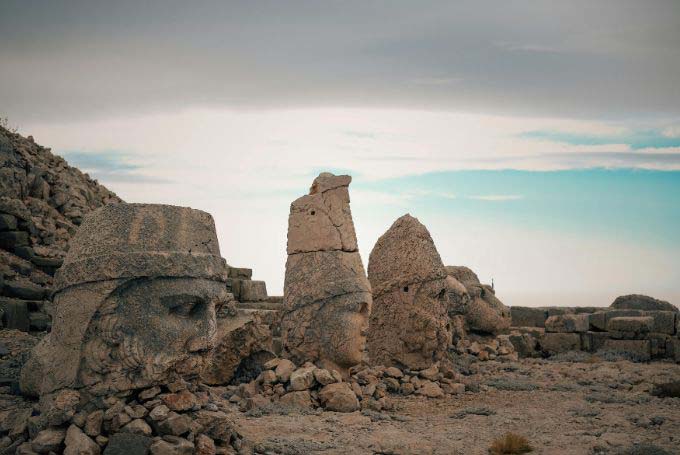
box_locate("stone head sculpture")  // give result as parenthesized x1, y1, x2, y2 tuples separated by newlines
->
(21, 203, 229, 397)
(367, 214, 452, 370)
(446, 265, 510, 335)
(281, 173, 372, 376)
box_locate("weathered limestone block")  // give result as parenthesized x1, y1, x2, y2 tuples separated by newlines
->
(286, 173, 357, 254)
(228, 267, 252, 280)
(545, 314, 590, 333)
(540, 333, 581, 354)
(666, 338, 680, 362)
(645, 311, 676, 335)
(239, 280, 268, 302)
(282, 173, 371, 377)
(600, 339, 651, 361)
(588, 311, 608, 331)
(510, 306, 548, 328)
(367, 215, 451, 370)
(581, 331, 610, 352)
(607, 316, 654, 339)
(20, 203, 229, 397)
(611, 294, 678, 313)
(647, 333, 672, 358)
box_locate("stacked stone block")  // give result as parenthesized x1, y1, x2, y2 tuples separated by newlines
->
(509, 295, 679, 362)
(225, 266, 284, 355)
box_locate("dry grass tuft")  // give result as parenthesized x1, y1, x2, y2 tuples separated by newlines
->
(488, 433, 533, 454)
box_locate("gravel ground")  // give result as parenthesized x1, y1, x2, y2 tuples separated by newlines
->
(233, 359, 680, 455)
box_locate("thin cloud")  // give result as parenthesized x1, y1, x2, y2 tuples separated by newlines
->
(468, 195, 524, 201)
(59, 150, 172, 184)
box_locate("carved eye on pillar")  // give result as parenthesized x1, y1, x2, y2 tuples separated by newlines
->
(310, 210, 316, 215)
(403, 286, 409, 292)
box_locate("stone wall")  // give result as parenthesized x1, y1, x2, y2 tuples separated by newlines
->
(508, 296, 680, 362)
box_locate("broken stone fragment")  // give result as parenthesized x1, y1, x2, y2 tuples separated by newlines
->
(540, 332, 581, 354)
(64, 424, 100, 455)
(318, 382, 360, 412)
(279, 390, 314, 409)
(149, 435, 194, 455)
(274, 359, 296, 383)
(31, 428, 66, 453)
(607, 316, 654, 336)
(415, 381, 444, 398)
(289, 366, 316, 391)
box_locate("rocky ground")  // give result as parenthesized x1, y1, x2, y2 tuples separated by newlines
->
(233, 359, 680, 455)
(2, 328, 677, 454)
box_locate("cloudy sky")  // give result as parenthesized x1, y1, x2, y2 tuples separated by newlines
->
(2, 0, 679, 305)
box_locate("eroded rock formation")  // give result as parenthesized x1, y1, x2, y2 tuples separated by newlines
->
(447, 265, 511, 335)
(20, 203, 230, 397)
(281, 173, 371, 377)
(367, 214, 452, 370)
(0, 126, 121, 333)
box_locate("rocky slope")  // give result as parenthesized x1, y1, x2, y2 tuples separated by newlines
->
(0, 126, 121, 332)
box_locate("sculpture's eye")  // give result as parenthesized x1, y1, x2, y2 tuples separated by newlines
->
(310, 210, 316, 215)
(162, 295, 206, 318)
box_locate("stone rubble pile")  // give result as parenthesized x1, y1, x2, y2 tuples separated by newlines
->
(227, 357, 473, 415)
(0, 126, 121, 333)
(453, 335, 519, 362)
(509, 295, 680, 362)
(0, 380, 245, 455)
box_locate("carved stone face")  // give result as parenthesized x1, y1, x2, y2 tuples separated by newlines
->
(319, 292, 371, 370)
(81, 277, 228, 390)
(367, 278, 452, 370)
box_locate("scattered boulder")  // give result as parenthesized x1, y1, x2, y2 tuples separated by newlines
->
(318, 382, 360, 412)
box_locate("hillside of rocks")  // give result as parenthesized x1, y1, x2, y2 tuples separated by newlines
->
(0, 126, 122, 332)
